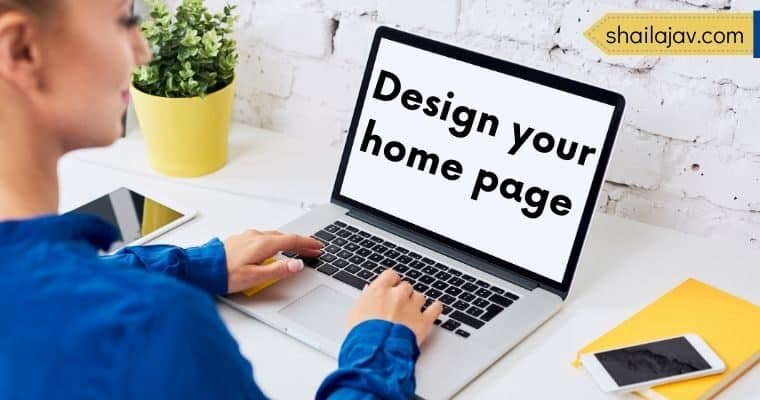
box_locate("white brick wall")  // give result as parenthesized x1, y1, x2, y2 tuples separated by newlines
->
(146, 0, 760, 248)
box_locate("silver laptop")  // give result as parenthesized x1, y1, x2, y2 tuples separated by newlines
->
(223, 26, 625, 399)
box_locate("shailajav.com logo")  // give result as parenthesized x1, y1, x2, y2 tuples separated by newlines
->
(584, 10, 759, 58)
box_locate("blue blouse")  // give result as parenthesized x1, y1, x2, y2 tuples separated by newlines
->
(0, 214, 419, 399)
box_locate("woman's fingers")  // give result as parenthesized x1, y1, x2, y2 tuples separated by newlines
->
(256, 233, 324, 257)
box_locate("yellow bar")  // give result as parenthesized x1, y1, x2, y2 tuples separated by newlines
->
(584, 12, 754, 55)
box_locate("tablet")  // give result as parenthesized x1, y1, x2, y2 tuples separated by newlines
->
(65, 187, 196, 252)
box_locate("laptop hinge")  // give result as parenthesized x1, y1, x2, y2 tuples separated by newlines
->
(345, 208, 539, 291)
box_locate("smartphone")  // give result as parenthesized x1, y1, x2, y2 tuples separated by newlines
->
(580, 333, 725, 393)
(65, 187, 196, 253)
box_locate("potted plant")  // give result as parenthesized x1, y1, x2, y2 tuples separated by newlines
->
(131, 0, 238, 177)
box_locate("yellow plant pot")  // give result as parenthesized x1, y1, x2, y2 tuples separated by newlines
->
(131, 80, 235, 177)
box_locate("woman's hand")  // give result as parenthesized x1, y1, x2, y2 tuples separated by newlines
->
(223, 230, 324, 294)
(347, 269, 443, 346)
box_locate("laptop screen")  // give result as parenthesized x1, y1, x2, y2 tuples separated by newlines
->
(336, 31, 620, 286)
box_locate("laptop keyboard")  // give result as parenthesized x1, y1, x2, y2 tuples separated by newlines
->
(282, 220, 520, 339)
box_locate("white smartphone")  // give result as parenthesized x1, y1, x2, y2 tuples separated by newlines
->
(65, 187, 196, 253)
(580, 333, 726, 393)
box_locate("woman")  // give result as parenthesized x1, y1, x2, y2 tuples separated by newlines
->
(0, 1, 443, 399)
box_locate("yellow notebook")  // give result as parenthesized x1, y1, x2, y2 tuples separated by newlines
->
(574, 278, 760, 400)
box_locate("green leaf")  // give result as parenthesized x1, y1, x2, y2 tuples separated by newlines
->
(132, 0, 238, 98)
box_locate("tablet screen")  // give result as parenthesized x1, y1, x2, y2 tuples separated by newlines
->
(68, 187, 184, 248)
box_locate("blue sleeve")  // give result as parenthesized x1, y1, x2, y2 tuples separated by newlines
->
(102, 238, 228, 295)
(123, 291, 267, 400)
(316, 319, 419, 400)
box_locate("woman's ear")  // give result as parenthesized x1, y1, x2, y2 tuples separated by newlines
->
(0, 11, 43, 92)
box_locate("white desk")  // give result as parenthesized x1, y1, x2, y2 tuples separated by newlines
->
(60, 124, 760, 399)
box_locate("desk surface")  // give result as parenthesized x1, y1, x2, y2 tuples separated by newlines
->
(60, 124, 759, 399)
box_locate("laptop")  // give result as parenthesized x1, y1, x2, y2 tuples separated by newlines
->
(222, 26, 625, 399)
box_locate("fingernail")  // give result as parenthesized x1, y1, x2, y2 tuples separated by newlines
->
(286, 259, 304, 273)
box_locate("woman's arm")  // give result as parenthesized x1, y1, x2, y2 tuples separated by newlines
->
(103, 239, 229, 295)
(316, 320, 420, 400)
(101, 230, 324, 296)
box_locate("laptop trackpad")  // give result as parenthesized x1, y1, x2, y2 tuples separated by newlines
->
(278, 285, 354, 342)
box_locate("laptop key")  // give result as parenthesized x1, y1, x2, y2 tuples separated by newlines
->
(373, 245, 388, 253)
(361, 260, 377, 270)
(422, 266, 438, 275)
(410, 260, 426, 269)
(413, 283, 429, 293)
(370, 235, 383, 243)
(373, 265, 387, 274)
(434, 271, 451, 281)
(434, 262, 449, 271)
(466, 306, 484, 318)
(505, 292, 520, 301)
(320, 253, 337, 263)
(361, 239, 375, 247)
(384, 250, 401, 259)
(334, 259, 349, 268)
(490, 286, 505, 294)
(324, 245, 341, 254)
(348, 255, 364, 265)
(336, 230, 352, 238)
(380, 259, 396, 268)
(317, 264, 339, 276)
(453, 300, 469, 311)
(419, 275, 435, 284)
(459, 292, 476, 302)
(357, 270, 375, 280)
(302, 258, 322, 268)
(432, 280, 448, 291)
(439, 294, 456, 305)
(448, 277, 465, 287)
(421, 257, 435, 265)
(324, 225, 340, 233)
(462, 282, 478, 292)
(358, 230, 371, 237)
(382, 241, 396, 249)
(425, 288, 442, 299)
(345, 243, 360, 252)
(334, 271, 366, 290)
(346, 226, 358, 233)
(368, 253, 383, 262)
(455, 329, 471, 338)
(394, 265, 409, 273)
(450, 311, 484, 329)
(475, 280, 490, 288)
(481, 304, 504, 322)
(461, 274, 476, 282)
(448, 269, 462, 276)
(395, 246, 409, 254)
(441, 320, 460, 331)
(337, 250, 352, 259)
(348, 234, 364, 243)
(446, 286, 463, 296)
(345, 265, 361, 274)
(334, 221, 347, 228)
(406, 270, 421, 279)
(357, 248, 372, 257)
(476, 288, 492, 298)
(442, 305, 452, 315)
(333, 238, 348, 246)
(474, 298, 490, 309)
(489, 294, 514, 308)
(397, 255, 413, 264)
(408, 252, 422, 259)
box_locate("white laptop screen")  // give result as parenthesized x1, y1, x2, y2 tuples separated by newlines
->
(338, 36, 617, 283)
